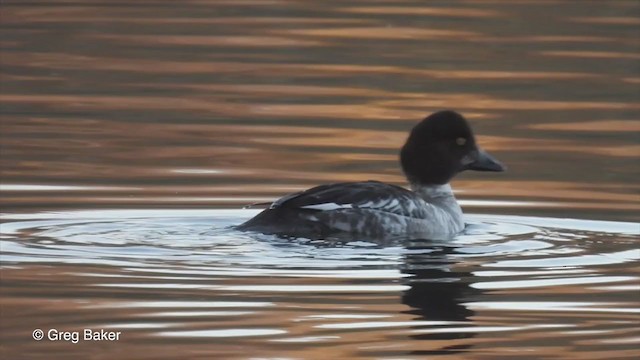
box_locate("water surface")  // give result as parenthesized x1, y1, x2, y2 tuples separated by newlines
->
(1, 0, 639, 359)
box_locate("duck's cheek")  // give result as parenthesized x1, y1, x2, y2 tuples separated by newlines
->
(460, 152, 477, 170)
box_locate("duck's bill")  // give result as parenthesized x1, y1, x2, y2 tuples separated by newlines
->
(465, 149, 506, 172)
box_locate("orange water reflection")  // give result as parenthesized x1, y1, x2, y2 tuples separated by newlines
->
(1, 1, 639, 358)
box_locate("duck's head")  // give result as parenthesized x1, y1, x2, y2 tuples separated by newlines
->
(400, 110, 505, 185)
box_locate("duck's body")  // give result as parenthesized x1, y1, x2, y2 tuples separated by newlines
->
(237, 181, 463, 240)
(237, 110, 505, 240)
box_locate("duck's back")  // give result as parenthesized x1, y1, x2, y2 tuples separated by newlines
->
(236, 181, 460, 239)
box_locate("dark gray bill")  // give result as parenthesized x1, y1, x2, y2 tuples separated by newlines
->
(465, 149, 506, 172)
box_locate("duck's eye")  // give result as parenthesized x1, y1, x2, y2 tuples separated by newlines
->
(456, 137, 467, 146)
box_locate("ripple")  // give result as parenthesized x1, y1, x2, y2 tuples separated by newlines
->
(270, 335, 341, 343)
(157, 329, 287, 338)
(220, 284, 410, 292)
(472, 276, 635, 290)
(1, 210, 638, 357)
(0, 184, 139, 191)
(409, 324, 574, 334)
(486, 249, 640, 268)
(86, 301, 275, 309)
(469, 302, 640, 314)
(140, 311, 255, 317)
(315, 321, 464, 330)
(1, 210, 638, 272)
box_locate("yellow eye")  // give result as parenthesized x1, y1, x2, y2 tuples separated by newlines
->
(456, 137, 467, 146)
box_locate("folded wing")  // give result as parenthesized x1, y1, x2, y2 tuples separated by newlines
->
(271, 181, 428, 219)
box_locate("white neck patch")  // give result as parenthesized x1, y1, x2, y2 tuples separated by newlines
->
(410, 183, 455, 200)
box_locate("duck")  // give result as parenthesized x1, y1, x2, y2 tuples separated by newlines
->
(236, 110, 505, 240)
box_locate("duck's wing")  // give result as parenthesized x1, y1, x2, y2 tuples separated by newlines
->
(271, 181, 428, 219)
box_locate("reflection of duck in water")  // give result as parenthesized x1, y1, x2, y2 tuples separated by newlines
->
(238, 110, 505, 240)
(401, 244, 480, 354)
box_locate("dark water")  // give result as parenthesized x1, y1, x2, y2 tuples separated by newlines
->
(1, 1, 639, 359)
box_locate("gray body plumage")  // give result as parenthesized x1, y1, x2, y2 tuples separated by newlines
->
(236, 181, 464, 240)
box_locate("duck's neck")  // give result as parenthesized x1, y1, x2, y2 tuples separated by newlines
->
(410, 182, 464, 222)
(410, 183, 455, 200)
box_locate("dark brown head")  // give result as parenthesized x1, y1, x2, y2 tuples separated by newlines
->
(400, 110, 505, 185)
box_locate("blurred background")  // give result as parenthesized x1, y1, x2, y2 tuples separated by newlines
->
(1, 2, 639, 359)
(1, 0, 639, 221)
